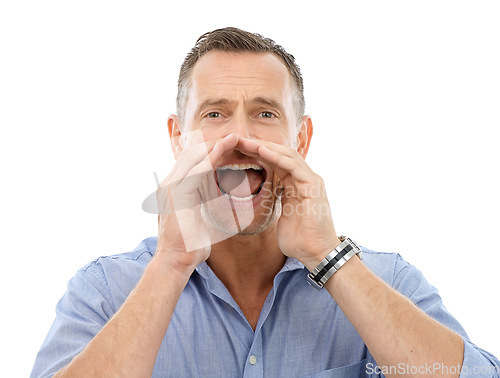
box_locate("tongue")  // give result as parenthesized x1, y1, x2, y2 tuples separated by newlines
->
(217, 169, 264, 198)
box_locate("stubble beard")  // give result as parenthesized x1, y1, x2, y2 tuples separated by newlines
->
(199, 180, 282, 236)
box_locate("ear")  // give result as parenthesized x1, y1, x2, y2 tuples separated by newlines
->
(296, 116, 313, 159)
(168, 114, 183, 160)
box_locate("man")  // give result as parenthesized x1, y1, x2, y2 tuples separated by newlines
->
(32, 27, 499, 377)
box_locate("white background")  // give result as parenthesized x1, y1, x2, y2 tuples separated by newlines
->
(1, 1, 499, 376)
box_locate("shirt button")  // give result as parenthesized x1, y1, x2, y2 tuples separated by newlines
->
(249, 355, 257, 365)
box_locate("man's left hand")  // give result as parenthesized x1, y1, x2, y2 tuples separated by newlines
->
(239, 137, 341, 270)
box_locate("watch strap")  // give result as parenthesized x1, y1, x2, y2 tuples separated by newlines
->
(306, 235, 362, 290)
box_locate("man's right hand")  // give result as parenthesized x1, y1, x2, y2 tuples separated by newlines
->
(55, 133, 241, 378)
(155, 131, 239, 275)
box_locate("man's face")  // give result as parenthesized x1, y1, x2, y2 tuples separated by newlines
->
(177, 51, 301, 235)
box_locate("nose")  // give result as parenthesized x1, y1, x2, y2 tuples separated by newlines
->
(229, 112, 252, 139)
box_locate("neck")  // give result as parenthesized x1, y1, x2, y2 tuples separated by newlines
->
(206, 224, 285, 296)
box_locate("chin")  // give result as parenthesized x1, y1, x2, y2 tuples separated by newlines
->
(196, 154, 282, 238)
(200, 189, 282, 237)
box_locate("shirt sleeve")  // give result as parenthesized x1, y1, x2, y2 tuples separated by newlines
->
(30, 264, 115, 378)
(392, 254, 500, 378)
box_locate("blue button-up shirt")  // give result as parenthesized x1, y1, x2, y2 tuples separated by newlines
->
(31, 237, 499, 377)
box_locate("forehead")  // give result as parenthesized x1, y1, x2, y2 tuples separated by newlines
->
(188, 51, 293, 104)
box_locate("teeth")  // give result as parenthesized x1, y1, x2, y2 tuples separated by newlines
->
(216, 163, 263, 201)
(221, 191, 257, 201)
(216, 164, 263, 171)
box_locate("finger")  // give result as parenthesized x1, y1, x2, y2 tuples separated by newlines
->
(168, 129, 222, 183)
(238, 137, 311, 179)
(160, 146, 220, 215)
(239, 140, 311, 183)
(169, 138, 215, 184)
(169, 142, 213, 185)
(258, 146, 307, 182)
(177, 142, 222, 193)
(238, 137, 299, 159)
(157, 134, 238, 215)
(169, 129, 206, 171)
(170, 134, 238, 186)
(177, 134, 239, 193)
(222, 144, 292, 184)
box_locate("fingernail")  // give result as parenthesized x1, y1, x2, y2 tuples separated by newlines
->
(242, 138, 257, 144)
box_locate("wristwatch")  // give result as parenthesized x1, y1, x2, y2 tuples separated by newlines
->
(306, 235, 362, 290)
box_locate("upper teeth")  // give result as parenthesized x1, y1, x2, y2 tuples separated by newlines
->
(216, 164, 263, 171)
(215, 164, 263, 201)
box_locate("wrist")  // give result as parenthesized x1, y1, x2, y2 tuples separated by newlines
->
(302, 236, 342, 272)
(323, 255, 365, 293)
(152, 249, 201, 281)
(305, 235, 363, 291)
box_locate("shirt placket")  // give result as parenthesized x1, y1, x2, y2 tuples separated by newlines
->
(242, 330, 263, 378)
(242, 265, 299, 378)
(196, 259, 304, 377)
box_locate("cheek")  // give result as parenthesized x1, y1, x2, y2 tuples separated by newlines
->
(185, 128, 224, 145)
(256, 128, 295, 148)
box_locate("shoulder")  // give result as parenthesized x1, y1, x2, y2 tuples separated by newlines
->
(73, 236, 158, 309)
(359, 245, 441, 304)
(359, 245, 417, 288)
(80, 237, 156, 278)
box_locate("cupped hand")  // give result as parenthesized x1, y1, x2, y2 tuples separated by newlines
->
(238, 137, 341, 269)
(155, 132, 239, 273)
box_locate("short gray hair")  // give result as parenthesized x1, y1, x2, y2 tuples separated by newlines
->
(176, 27, 305, 126)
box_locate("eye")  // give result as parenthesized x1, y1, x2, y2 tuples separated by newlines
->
(259, 111, 275, 119)
(206, 112, 221, 118)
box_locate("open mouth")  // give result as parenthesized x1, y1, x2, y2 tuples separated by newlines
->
(215, 163, 267, 201)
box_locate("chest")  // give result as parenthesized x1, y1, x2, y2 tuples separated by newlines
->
(235, 294, 269, 331)
(152, 277, 370, 377)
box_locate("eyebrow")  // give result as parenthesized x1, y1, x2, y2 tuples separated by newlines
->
(197, 99, 235, 115)
(251, 97, 284, 114)
(197, 97, 284, 115)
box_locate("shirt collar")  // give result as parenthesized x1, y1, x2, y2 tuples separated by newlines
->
(195, 256, 304, 281)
